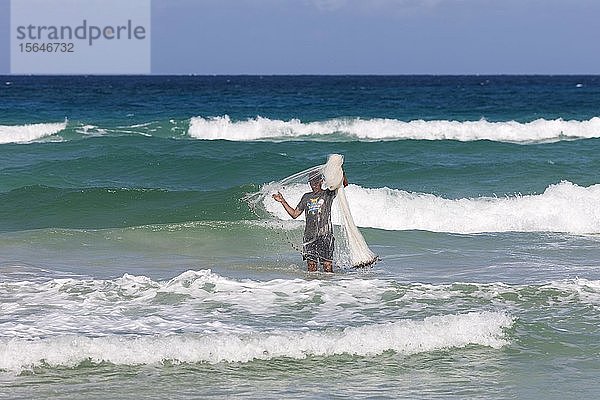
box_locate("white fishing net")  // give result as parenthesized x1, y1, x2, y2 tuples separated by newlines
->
(247, 154, 378, 269)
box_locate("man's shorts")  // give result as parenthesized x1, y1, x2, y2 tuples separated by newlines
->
(303, 234, 335, 262)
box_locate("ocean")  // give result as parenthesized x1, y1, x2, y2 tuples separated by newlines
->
(0, 75, 599, 399)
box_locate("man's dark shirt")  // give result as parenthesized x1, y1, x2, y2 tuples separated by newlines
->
(297, 189, 336, 241)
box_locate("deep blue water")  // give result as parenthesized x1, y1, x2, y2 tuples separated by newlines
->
(2, 75, 600, 124)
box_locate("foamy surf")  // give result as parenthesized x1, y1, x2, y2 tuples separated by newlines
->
(262, 181, 600, 234)
(0, 311, 513, 373)
(545, 278, 600, 307)
(4, 268, 600, 375)
(0, 120, 67, 144)
(188, 115, 600, 143)
(2, 269, 595, 341)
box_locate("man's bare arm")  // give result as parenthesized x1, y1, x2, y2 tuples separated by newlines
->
(272, 192, 302, 219)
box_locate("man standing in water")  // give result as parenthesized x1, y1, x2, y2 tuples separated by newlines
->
(272, 170, 348, 273)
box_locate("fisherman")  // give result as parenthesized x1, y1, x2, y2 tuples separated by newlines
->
(272, 170, 348, 272)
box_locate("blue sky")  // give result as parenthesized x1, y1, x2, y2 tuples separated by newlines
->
(150, 0, 600, 74)
(2, 0, 600, 74)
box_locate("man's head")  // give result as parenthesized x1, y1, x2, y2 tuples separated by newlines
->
(308, 171, 323, 191)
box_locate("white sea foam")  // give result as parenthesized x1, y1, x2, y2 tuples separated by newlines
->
(4, 269, 600, 373)
(544, 278, 600, 307)
(0, 270, 398, 338)
(1, 269, 592, 342)
(75, 124, 108, 136)
(0, 120, 67, 143)
(188, 115, 600, 143)
(262, 181, 600, 234)
(0, 311, 512, 373)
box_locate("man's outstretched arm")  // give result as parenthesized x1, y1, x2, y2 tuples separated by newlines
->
(272, 192, 302, 219)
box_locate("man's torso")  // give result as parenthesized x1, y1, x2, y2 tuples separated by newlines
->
(298, 189, 336, 240)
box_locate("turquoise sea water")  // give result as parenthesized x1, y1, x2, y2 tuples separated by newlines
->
(1, 76, 599, 399)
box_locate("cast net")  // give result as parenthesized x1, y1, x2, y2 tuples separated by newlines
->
(246, 154, 378, 269)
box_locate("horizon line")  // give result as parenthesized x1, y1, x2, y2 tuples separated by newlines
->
(2, 73, 599, 77)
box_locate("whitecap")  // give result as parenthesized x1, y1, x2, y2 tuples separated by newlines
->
(0, 120, 67, 144)
(188, 115, 600, 143)
(261, 181, 600, 234)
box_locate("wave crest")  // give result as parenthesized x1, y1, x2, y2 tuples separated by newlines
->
(0, 120, 67, 144)
(189, 115, 600, 142)
(0, 311, 512, 373)
(262, 181, 600, 233)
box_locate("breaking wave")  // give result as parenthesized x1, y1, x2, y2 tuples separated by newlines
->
(261, 181, 600, 234)
(0, 120, 67, 143)
(188, 115, 600, 143)
(0, 311, 512, 373)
